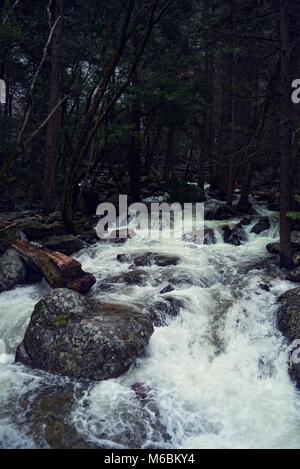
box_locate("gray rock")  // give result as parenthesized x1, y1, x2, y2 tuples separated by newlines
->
(16, 289, 154, 382)
(0, 249, 26, 293)
(277, 287, 300, 387)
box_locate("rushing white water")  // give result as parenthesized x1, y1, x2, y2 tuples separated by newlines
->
(1, 202, 300, 449)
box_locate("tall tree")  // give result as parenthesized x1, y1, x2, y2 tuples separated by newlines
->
(43, 0, 64, 214)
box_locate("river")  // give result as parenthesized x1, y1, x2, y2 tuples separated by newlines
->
(1, 200, 300, 449)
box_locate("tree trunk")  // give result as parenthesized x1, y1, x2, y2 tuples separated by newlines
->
(164, 124, 175, 182)
(43, 0, 64, 214)
(128, 84, 141, 202)
(226, 5, 237, 206)
(280, 0, 292, 269)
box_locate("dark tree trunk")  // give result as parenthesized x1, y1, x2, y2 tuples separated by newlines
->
(43, 0, 64, 214)
(226, 4, 237, 206)
(164, 124, 175, 182)
(128, 86, 141, 202)
(280, 0, 292, 269)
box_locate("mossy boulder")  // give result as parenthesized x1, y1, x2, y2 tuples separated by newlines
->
(16, 289, 154, 382)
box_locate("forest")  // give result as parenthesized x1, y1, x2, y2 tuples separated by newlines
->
(1, 0, 300, 452)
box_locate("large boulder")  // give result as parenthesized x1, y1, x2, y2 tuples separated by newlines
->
(0, 249, 26, 293)
(16, 289, 154, 381)
(277, 287, 300, 387)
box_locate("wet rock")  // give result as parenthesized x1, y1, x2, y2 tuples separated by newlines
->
(277, 287, 300, 387)
(0, 249, 26, 293)
(117, 252, 181, 267)
(221, 223, 247, 246)
(42, 235, 85, 256)
(16, 289, 154, 382)
(240, 217, 252, 226)
(250, 217, 270, 235)
(97, 270, 148, 291)
(266, 242, 300, 256)
(259, 283, 270, 292)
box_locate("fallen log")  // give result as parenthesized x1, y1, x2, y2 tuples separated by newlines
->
(11, 240, 96, 294)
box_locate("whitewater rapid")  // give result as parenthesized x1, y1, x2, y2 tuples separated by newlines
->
(1, 203, 300, 448)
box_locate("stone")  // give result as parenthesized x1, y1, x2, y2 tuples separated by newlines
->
(0, 249, 26, 293)
(277, 287, 300, 387)
(97, 270, 148, 291)
(250, 217, 270, 235)
(221, 223, 247, 246)
(16, 289, 154, 382)
(117, 252, 181, 267)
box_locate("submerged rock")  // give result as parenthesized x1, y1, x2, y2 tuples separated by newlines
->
(277, 287, 300, 387)
(117, 252, 181, 267)
(19, 386, 93, 449)
(16, 289, 154, 381)
(0, 249, 26, 293)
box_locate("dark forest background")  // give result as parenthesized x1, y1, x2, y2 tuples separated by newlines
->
(1, 0, 300, 268)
